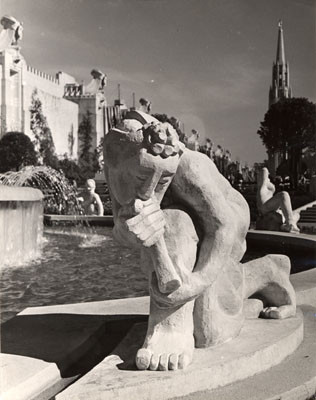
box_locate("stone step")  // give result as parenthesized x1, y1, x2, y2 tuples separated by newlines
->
(173, 306, 316, 400)
(1, 268, 316, 400)
(56, 311, 306, 400)
(300, 212, 316, 216)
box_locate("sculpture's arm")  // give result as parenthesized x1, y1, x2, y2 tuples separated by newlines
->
(150, 151, 244, 307)
(151, 198, 234, 307)
(94, 193, 104, 216)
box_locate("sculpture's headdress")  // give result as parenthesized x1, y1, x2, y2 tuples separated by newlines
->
(104, 110, 185, 167)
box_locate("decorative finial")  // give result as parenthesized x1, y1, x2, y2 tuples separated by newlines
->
(278, 19, 283, 29)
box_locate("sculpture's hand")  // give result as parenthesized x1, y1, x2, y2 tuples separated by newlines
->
(150, 269, 208, 308)
(114, 198, 166, 248)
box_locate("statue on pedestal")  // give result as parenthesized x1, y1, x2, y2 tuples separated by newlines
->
(138, 98, 152, 114)
(256, 167, 300, 233)
(104, 112, 296, 371)
(0, 15, 23, 52)
(84, 69, 107, 95)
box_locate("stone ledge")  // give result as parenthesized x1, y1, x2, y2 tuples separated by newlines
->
(291, 269, 316, 307)
(44, 214, 114, 226)
(2, 267, 316, 400)
(0, 305, 148, 400)
(247, 229, 316, 250)
(56, 310, 304, 400)
(172, 306, 316, 400)
(19, 296, 150, 317)
(0, 186, 43, 201)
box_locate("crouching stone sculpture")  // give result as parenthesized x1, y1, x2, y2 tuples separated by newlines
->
(104, 111, 296, 371)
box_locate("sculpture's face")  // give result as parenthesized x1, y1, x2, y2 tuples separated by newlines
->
(1, 19, 12, 29)
(85, 181, 95, 192)
(108, 148, 180, 206)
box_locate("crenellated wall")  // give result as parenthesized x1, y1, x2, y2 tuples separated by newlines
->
(0, 47, 107, 160)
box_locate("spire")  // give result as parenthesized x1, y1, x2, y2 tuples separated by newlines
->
(276, 19, 285, 64)
(269, 20, 291, 107)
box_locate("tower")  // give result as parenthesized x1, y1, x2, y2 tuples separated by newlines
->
(269, 20, 292, 107)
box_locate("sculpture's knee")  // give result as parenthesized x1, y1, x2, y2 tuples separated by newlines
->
(278, 191, 290, 202)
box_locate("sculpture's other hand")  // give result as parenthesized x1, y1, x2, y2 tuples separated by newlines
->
(114, 198, 166, 248)
(150, 269, 208, 308)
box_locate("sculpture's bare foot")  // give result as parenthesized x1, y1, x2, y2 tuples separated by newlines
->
(136, 330, 194, 371)
(261, 305, 296, 319)
(136, 300, 195, 371)
(280, 222, 300, 234)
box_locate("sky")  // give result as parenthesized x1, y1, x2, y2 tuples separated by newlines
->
(1, 0, 315, 165)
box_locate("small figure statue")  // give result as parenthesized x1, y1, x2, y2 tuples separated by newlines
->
(0, 15, 23, 52)
(84, 69, 107, 95)
(104, 112, 296, 371)
(138, 98, 152, 114)
(78, 179, 104, 216)
(257, 167, 300, 233)
(187, 129, 199, 151)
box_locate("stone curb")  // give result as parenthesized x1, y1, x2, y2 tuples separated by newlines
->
(266, 376, 316, 400)
(247, 229, 316, 251)
(56, 310, 304, 400)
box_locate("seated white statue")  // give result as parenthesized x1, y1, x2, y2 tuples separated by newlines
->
(78, 179, 104, 216)
(257, 168, 300, 233)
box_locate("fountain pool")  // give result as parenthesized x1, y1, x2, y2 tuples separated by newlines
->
(1, 225, 315, 325)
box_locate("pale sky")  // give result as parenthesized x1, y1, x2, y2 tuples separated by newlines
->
(1, 0, 315, 165)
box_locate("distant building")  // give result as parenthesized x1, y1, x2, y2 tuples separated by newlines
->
(0, 45, 123, 159)
(267, 20, 292, 175)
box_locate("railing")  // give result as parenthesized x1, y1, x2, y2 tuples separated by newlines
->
(64, 84, 84, 97)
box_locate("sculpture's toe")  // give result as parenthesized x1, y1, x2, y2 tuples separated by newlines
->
(149, 353, 160, 371)
(136, 349, 192, 371)
(158, 353, 169, 371)
(168, 353, 178, 370)
(178, 353, 191, 370)
(136, 348, 152, 370)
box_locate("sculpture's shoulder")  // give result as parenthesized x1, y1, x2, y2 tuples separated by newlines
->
(171, 149, 231, 203)
(178, 148, 218, 177)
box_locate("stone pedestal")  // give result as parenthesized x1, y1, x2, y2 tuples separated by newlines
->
(256, 211, 283, 231)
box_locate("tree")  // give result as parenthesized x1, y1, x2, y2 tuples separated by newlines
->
(78, 110, 99, 181)
(257, 97, 316, 187)
(58, 154, 82, 183)
(30, 89, 58, 168)
(68, 124, 75, 156)
(0, 131, 37, 172)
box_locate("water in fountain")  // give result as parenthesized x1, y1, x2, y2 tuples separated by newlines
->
(0, 186, 43, 268)
(0, 166, 81, 215)
(0, 166, 83, 268)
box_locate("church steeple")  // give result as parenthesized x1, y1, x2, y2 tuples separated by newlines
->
(276, 20, 285, 64)
(269, 20, 292, 107)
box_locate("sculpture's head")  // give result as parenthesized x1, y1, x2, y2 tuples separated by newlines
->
(0, 15, 18, 29)
(257, 167, 270, 185)
(104, 119, 185, 205)
(85, 179, 96, 192)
